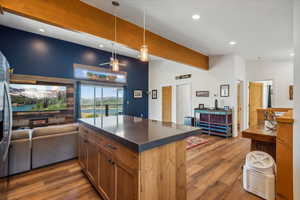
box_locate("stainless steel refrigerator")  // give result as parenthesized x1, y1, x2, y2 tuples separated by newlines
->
(0, 51, 12, 200)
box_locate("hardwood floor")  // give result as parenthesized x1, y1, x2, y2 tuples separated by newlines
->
(186, 135, 262, 200)
(7, 135, 262, 200)
(7, 161, 102, 200)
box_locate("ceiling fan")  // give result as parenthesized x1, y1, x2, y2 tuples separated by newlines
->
(99, 1, 126, 71)
(99, 43, 126, 70)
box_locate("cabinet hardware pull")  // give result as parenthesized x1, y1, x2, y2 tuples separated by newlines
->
(108, 159, 115, 165)
(106, 144, 117, 150)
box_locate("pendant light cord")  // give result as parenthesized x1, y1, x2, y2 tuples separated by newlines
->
(143, 8, 146, 45)
(114, 13, 117, 59)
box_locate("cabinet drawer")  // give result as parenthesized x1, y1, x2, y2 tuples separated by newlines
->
(79, 125, 98, 142)
(79, 126, 88, 138)
(80, 125, 139, 170)
(101, 136, 138, 170)
(94, 133, 104, 146)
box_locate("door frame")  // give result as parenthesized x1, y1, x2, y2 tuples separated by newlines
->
(246, 79, 274, 128)
(175, 83, 192, 124)
(237, 81, 242, 133)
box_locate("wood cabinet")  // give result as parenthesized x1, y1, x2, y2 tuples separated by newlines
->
(78, 134, 87, 169)
(98, 151, 116, 200)
(78, 124, 187, 200)
(78, 125, 139, 200)
(87, 141, 98, 185)
(116, 164, 136, 200)
(276, 111, 294, 200)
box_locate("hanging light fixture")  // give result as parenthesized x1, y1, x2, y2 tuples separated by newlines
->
(111, 1, 119, 71)
(99, 3, 126, 70)
(140, 8, 149, 62)
(111, 43, 119, 71)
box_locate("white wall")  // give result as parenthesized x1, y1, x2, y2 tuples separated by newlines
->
(293, 0, 300, 199)
(246, 60, 294, 108)
(234, 55, 247, 130)
(148, 54, 246, 137)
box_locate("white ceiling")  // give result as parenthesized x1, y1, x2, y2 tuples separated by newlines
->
(82, 0, 294, 61)
(0, 12, 160, 60)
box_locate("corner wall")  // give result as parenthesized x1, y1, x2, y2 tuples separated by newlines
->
(149, 54, 246, 137)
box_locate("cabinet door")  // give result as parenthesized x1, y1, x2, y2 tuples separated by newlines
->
(116, 165, 137, 200)
(87, 141, 99, 185)
(276, 140, 293, 200)
(99, 152, 116, 200)
(78, 136, 87, 169)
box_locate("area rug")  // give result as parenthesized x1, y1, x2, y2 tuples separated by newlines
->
(186, 136, 209, 150)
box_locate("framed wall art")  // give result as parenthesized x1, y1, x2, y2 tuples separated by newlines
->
(152, 90, 157, 99)
(196, 91, 209, 97)
(198, 104, 205, 109)
(220, 84, 230, 97)
(133, 90, 143, 98)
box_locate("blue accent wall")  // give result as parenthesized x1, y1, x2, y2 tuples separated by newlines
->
(0, 25, 148, 118)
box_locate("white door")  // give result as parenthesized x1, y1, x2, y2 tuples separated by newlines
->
(176, 84, 191, 124)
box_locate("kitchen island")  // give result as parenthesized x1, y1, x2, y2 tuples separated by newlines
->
(78, 115, 201, 200)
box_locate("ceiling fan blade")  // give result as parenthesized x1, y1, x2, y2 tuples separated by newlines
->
(99, 62, 111, 66)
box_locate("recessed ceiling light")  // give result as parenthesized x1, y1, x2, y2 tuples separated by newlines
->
(290, 52, 295, 57)
(192, 14, 200, 20)
(229, 41, 237, 46)
(99, 44, 104, 48)
(39, 28, 45, 32)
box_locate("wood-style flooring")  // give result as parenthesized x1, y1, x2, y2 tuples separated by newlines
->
(7, 135, 263, 200)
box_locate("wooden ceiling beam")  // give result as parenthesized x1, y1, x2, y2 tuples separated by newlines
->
(0, 0, 209, 70)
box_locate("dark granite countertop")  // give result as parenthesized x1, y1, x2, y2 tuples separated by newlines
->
(78, 115, 202, 152)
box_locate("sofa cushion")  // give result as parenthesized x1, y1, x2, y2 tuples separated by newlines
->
(11, 129, 30, 140)
(32, 123, 78, 138)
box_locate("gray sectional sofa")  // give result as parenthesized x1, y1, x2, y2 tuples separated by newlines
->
(31, 124, 78, 169)
(9, 129, 31, 175)
(8, 123, 78, 175)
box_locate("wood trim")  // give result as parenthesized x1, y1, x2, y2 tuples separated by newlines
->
(256, 108, 293, 112)
(276, 110, 294, 124)
(10, 74, 75, 84)
(0, 0, 209, 70)
(257, 108, 294, 125)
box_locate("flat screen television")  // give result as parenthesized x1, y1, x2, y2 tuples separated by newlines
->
(10, 84, 67, 112)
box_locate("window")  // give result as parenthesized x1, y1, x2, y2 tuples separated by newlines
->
(80, 84, 124, 118)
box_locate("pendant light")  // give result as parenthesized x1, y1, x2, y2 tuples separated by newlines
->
(112, 1, 119, 71)
(109, 43, 118, 71)
(140, 8, 149, 62)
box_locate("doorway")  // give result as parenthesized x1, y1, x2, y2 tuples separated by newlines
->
(162, 86, 172, 122)
(248, 80, 273, 127)
(249, 82, 263, 127)
(237, 81, 242, 132)
(176, 84, 191, 124)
